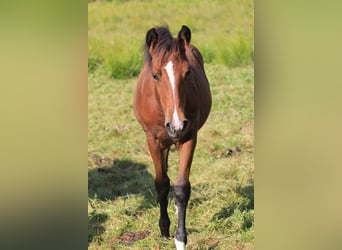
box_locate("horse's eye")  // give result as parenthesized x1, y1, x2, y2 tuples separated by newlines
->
(185, 70, 191, 78)
(152, 73, 159, 81)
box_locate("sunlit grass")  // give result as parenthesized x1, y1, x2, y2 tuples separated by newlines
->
(88, 0, 254, 78)
(88, 64, 254, 249)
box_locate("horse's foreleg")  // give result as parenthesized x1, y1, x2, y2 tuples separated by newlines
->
(174, 136, 197, 249)
(146, 135, 171, 238)
(155, 173, 171, 238)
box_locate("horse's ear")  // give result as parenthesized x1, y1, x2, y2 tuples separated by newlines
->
(146, 27, 158, 49)
(178, 25, 191, 46)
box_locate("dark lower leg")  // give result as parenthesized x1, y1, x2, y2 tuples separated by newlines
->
(155, 177, 171, 238)
(174, 181, 191, 244)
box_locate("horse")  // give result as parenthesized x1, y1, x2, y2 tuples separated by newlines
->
(133, 25, 211, 250)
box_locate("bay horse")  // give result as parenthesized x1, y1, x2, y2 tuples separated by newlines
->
(133, 25, 211, 249)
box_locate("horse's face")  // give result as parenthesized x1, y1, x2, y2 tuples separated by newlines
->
(152, 54, 191, 138)
(146, 26, 193, 139)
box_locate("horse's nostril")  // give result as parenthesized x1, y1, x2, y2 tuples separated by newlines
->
(165, 120, 187, 137)
(165, 122, 173, 133)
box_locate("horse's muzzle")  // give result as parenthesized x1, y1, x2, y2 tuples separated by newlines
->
(165, 120, 188, 138)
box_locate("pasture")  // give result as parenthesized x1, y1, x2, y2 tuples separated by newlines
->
(88, 0, 254, 249)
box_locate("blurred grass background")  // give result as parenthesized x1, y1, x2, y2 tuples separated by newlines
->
(88, 0, 254, 78)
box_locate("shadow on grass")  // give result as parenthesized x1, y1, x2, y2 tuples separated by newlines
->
(88, 210, 109, 244)
(211, 179, 254, 231)
(88, 157, 155, 203)
(88, 156, 157, 244)
(236, 180, 254, 211)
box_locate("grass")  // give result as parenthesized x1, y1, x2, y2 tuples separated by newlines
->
(88, 0, 254, 249)
(88, 65, 254, 249)
(88, 0, 254, 79)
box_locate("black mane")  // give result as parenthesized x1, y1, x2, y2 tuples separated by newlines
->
(144, 26, 183, 66)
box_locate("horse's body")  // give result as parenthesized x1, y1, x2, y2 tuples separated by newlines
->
(133, 25, 211, 249)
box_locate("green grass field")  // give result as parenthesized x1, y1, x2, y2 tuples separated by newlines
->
(88, 0, 253, 79)
(88, 0, 254, 249)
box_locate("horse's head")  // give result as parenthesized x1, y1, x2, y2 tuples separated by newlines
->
(145, 25, 193, 139)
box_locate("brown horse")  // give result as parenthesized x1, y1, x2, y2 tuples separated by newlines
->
(133, 25, 211, 249)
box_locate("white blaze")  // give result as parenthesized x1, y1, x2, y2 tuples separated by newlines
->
(164, 60, 182, 130)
